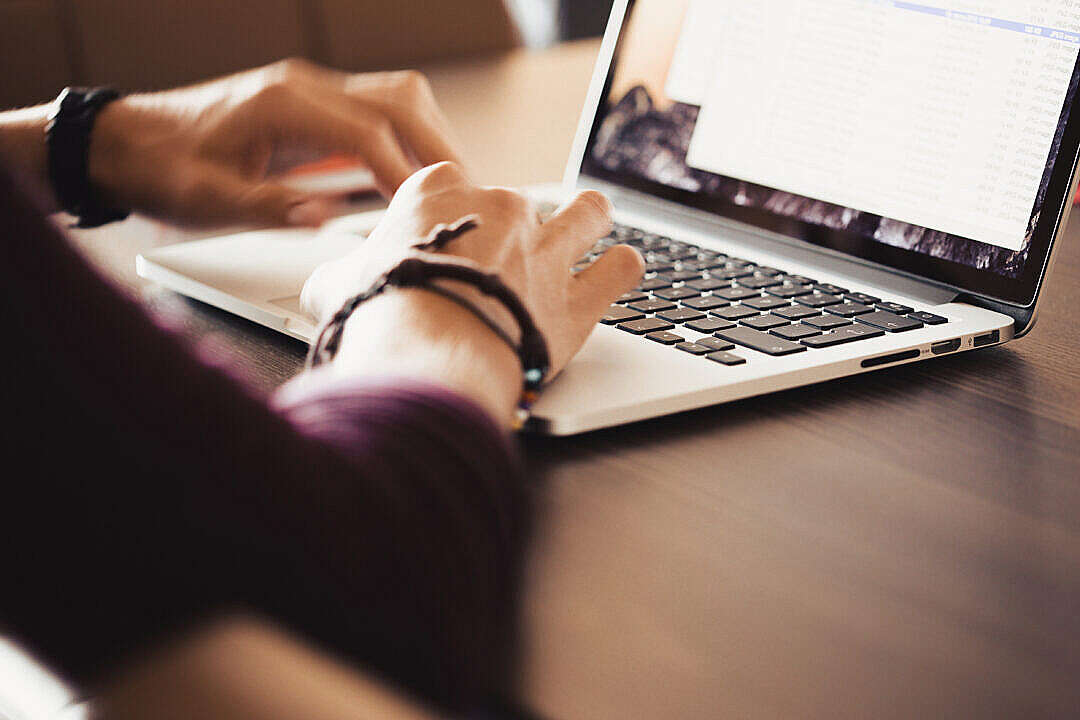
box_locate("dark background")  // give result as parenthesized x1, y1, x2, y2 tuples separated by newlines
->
(558, 0, 614, 39)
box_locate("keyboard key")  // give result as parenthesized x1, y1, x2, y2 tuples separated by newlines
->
(909, 311, 948, 325)
(795, 292, 843, 308)
(771, 324, 821, 341)
(687, 277, 730, 291)
(683, 295, 729, 311)
(876, 302, 915, 315)
(803, 315, 853, 330)
(654, 286, 701, 301)
(616, 290, 648, 304)
(716, 286, 761, 301)
(628, 298, 677, 314)
(644, 261, 675, 274)
(661, 270, 705, 283)
(618, 317, 676, 335)
(741, 314, 789, 331)
(716, 327, 808, 356)
(633, 234, 667, 249)
(601, 305, 645, 325)
(773, 305, 822, 320)
(854, 311, 924, 332)
(743, 295, 792, 311)
(738, 275, 784, 290)
(685, 317, 736, 333)
(824, 302, 874, 317)
(707, 351, 748, 366)
(781, 275, 817, 286)
(639, 277, 673, 291)
(697, 337, 737, 352)
(802, 324, 886, 348)
(814, 283, 849, 295)
(712, 267, 755, 280)
(754, 266, 783, 276)
(666, 246, 698, 260)
(712, 305, 759, 321)
(647, 331, 685, 345)
(657, 308, 707, 324)
(845, 292, 881, 305)
(676, 342, 711, 356)
(765, 284, 814, 298)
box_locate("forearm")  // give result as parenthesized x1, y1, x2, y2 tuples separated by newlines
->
(0, 104, 51, 202)
(1, 161, 529, 710)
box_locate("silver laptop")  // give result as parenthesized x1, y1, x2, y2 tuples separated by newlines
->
(138, 0, 1080, 435)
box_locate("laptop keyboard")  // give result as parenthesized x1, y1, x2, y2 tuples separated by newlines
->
(586, 224, 948, 365)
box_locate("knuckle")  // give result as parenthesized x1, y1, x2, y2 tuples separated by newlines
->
(411, 161, 467, 193)
(394, 69, 432, 100)
(422, 160, 465, 182)
(254, 58, 315, 104)
(252, 78, 297, 108)
(273, 56, 314, 81)
(484, 186, 531, 216)
(576, 190, 614, 221)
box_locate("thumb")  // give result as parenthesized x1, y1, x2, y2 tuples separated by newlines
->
(182, 164, 339, 228)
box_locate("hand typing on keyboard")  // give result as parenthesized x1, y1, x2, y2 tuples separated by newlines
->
(300, 163, 645, 424)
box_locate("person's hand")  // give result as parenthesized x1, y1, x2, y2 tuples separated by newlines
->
(299, 162, 645, 424)
(87, 58, 462, 227)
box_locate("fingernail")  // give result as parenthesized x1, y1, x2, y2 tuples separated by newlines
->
(287, 200, 331, 227)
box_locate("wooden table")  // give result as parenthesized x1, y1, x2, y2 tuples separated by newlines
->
(74, 40, 1080, 720)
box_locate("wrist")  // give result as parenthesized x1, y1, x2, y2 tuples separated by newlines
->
(87, 96, 145, 210)
(330, 288, 523, 425)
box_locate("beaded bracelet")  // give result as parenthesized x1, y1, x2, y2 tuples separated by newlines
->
(307, 239, 551, 431)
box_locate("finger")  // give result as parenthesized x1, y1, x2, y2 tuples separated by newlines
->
(380, 103, 463, 168)
(272, 86, 419, 197)
(571, 244, 646, 314)
(542, 190, 615, 259)
(180, 163, 338, 228)
(343, 71, 464, 167)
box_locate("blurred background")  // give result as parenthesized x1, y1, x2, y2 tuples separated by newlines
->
(0, 0, 615, 109)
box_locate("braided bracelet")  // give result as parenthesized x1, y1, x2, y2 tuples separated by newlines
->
(307, 255, 551, 430)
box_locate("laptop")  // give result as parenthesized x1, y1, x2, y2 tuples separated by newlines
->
(137, 0, 1080, 435)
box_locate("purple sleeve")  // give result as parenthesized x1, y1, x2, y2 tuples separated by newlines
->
(0, 162, 529, 712)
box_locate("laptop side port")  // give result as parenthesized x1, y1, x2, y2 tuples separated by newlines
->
(861, 349, 921, 368)
(973, 330, 1001, 348)
(931, 338, 962, 355)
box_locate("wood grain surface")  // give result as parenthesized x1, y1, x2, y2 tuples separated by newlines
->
(72, 40, 1080, 719)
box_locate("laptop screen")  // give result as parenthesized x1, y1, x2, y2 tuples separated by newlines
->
(580, 0, 1080, 305)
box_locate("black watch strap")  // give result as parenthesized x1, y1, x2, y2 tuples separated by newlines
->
(46, 87, 131, 228)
